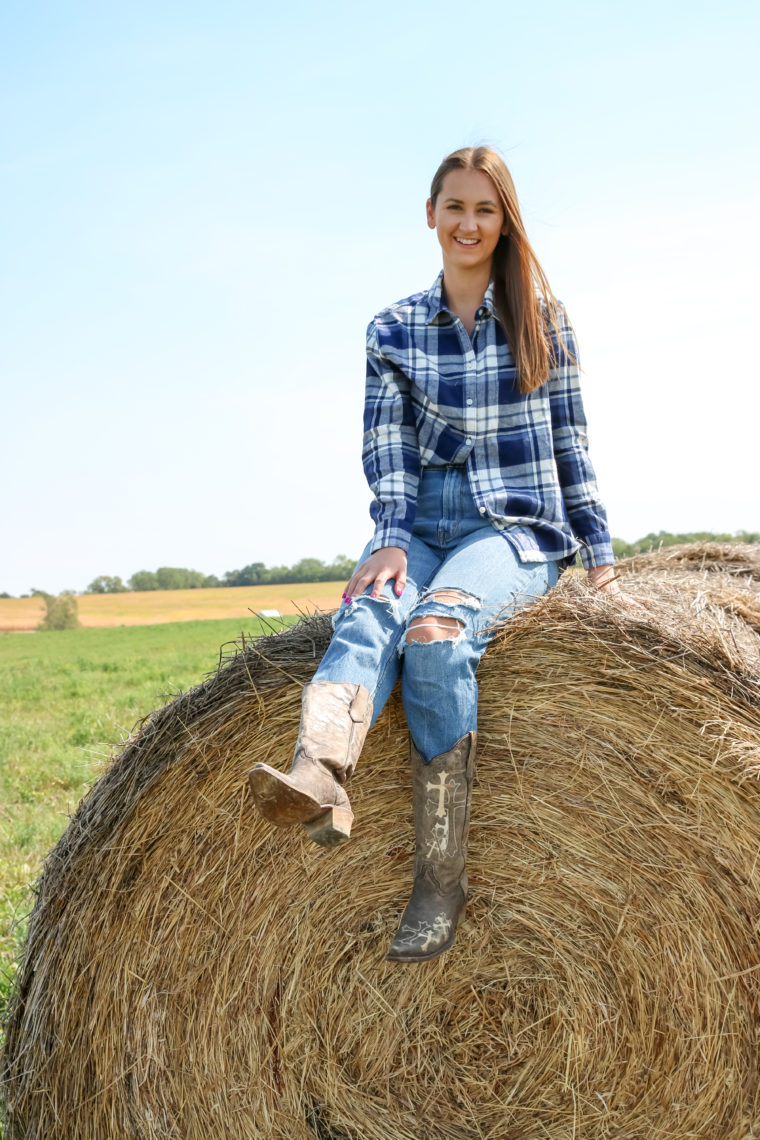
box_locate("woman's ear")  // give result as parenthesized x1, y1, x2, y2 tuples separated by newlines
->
(426, 198, 436, 229)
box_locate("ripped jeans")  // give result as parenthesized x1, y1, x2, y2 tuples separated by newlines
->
(313, 466, 560, 762)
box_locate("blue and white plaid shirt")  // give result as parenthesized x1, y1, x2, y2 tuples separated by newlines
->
(362, 272, 614, 570)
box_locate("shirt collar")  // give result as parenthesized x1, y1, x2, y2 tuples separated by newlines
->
(424, 271, 497, 325)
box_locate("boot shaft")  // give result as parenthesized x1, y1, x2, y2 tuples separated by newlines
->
(294, 681, 372, 783)
(410, 733, 476, 890)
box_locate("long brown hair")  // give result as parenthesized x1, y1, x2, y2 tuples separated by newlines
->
(430, 146, 569, 394)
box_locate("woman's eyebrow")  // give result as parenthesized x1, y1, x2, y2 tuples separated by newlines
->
(443, 196, 499, 207)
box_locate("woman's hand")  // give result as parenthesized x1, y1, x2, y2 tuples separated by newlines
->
(344, 547, 407, 602)
(587, 564, 620, 594)
(587, 564, 644, 609)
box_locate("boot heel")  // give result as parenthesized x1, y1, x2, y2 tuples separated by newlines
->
(304, 806, 354, 847)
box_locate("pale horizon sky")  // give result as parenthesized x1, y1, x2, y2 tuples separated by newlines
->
(2, 0, 758, 596)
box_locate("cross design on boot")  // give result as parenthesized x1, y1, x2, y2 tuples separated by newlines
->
(426, 771, 459, 819)
(397, 914, 453, 954)
(425, 771, 463, 858)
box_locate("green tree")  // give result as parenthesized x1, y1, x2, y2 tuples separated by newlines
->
(128, 570, 159, 591)
(325, 555, 355, 580)
(155, 567, 207, 590)
(37, 591, 81, 631)
(86, 575, 128, 594)
(611, 537, 635, 558)
(223, 562, 268, 587)
(289, 558, 327, 582)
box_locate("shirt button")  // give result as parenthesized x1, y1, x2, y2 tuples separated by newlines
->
(466, 437, 472, 444)
(466, 398, 473, 405)
(479, 506, 486, 514)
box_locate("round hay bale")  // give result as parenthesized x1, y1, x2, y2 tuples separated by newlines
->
(619, 540, 760, 579)
(3, 566, 760, 1139)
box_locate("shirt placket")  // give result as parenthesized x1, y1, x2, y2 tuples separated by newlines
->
(455, 319, 477, 463)
(462, 311, 488, 515)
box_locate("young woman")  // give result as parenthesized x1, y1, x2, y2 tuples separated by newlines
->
(249, 146, 618, 963)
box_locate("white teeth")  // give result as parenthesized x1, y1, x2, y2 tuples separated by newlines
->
(457, 238, 477, 245)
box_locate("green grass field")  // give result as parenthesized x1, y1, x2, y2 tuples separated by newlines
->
(0, 616, 294, 1051)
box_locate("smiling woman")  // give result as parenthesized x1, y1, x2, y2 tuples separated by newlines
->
(249, 145, 621, 963)
(426, 167, 508, 293)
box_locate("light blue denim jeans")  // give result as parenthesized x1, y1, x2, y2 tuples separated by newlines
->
(314, 466, 560, 762)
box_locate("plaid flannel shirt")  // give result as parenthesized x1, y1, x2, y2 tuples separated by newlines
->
(362, 272, 614, 570)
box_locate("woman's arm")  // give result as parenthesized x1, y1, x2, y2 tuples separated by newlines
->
(547, 310, 616, 588)
(361, 323, 421, 555)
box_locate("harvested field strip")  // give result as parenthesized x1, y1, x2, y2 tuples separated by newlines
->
(0, 582, 346, 631)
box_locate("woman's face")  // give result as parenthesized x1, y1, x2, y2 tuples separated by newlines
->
(426, 168, 507, 274)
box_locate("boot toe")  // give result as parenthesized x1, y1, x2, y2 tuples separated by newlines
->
(386, 887, 464, 962)
(386, 918, 457, 962)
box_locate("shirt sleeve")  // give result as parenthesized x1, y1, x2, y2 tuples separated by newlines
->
(547, 310, 615, 570)
(361, 321, 421, 553)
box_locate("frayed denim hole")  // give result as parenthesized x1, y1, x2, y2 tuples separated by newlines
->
(361, 591, 403, 618)
(405, 627, 467, 649)
(334, 592, 404, 629)
(404, 614, 466, 648)
(406, 601, 479, 631)
(417, 587, 481, 611)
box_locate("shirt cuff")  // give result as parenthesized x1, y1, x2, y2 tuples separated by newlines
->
(370, 521, 412, 554)
(578, 532, 615, 571)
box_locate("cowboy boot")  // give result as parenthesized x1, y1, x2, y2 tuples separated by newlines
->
(386, 732, 477, 962)
(248, 681, 372, 847)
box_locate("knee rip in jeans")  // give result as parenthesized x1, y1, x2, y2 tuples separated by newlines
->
(337, 591, 402, 623)
(404, 589, 479, 646)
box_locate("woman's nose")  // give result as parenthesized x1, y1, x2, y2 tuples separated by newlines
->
(458, 213, 477, 232)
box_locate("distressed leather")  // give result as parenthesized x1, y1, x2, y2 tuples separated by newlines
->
(386, 732, 477, 962)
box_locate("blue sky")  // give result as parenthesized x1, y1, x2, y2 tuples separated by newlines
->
(2, 0, 758, 595)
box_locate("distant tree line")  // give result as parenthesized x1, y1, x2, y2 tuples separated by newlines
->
(84, 555, 359, 594)
(611, 529, 760, 559)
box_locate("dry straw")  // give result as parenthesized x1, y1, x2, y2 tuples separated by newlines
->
(3, 545, 760, 1139)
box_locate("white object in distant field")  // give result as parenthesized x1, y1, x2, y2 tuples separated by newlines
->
(258, 609, 281, 617)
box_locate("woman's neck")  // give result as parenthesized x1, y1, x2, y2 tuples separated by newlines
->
(441, 262, 491, 334)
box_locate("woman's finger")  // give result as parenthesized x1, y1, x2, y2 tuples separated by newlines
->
(370, 570, 390, 598)
(344, 565, 374, 600)
(344, 572, 364, 600)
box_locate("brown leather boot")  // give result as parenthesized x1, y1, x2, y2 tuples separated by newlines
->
(248, 681, 373, 847)
(386, 732, 477, 962)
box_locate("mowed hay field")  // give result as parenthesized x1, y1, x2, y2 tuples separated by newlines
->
(0, 615, 298, 1049)
(0, 581, 346, 631)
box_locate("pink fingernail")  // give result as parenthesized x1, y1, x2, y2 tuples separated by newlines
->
(345, 595, 352, 604)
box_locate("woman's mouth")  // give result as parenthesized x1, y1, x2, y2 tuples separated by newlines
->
(455, 237, 479, 246)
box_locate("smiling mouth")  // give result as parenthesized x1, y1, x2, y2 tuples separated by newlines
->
(455, 237, 479, 246)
